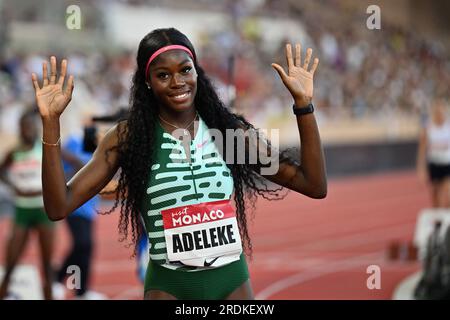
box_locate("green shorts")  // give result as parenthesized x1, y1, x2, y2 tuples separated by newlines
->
(144, 253, 250, 299)
(14, 206, 53, 228)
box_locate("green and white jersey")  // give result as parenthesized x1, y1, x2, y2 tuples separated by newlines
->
(142, 115, 235, 271)
(9, 141, 44, 208)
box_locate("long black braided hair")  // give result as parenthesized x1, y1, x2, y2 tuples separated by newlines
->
(104, 28, 294, 256)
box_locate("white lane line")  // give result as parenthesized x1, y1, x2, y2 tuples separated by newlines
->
(255, 252, 381, 300)
(255, 222, 416, 253)
(255, 225, 416, 299)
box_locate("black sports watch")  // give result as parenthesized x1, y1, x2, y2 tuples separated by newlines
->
(293, 103, 314, 116)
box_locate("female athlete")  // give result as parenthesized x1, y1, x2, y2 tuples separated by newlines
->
(31, 28, 326, 300)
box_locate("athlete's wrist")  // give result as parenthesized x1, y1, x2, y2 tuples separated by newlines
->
(293, 96, 312, 108)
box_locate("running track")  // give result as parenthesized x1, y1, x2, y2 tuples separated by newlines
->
(0, 170, 427, 299)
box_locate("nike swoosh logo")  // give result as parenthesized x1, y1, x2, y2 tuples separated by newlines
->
(204, 257, 219, 267)
(196, 139, 208, 149)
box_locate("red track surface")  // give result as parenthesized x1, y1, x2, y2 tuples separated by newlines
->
(0, 170, 427, 299)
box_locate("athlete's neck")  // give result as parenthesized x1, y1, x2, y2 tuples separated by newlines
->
(19, 140, 35, 151)
(158, 108, 197, 128)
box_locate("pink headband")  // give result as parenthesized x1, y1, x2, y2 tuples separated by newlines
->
(145, 45, 194, 80)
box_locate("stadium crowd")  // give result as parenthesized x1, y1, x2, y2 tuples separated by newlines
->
(0, 0, 448, 138)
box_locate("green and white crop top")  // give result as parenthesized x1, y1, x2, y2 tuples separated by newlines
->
(8, 141, 44, 208)
(141, 115, 236, 271)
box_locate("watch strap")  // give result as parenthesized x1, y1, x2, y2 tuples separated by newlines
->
(293, 103, 314, 115)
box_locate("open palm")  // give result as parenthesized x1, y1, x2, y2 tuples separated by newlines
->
(31, 56, 74, 119)
(272, 43, 319, 105)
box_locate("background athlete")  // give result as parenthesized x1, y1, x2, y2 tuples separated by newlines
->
(0, 110, 54, 300)
(417, 98, 450, 208)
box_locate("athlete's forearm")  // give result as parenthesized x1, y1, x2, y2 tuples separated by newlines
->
(41, 117, 69, 220)
(0, 154, 13, 188)
(295, 99, 327, 198)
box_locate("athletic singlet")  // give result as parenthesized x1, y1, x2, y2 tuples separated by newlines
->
(8, 141, 44, 208)
(427, 120, 450, 165)
(141, 115, 241, 272)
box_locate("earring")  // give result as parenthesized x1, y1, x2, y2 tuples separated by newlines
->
(147, 84, 151, 90)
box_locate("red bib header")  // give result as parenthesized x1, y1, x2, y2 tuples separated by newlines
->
(162, 200, 235, 229)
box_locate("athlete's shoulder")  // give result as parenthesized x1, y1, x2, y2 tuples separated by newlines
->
(113, 119, 129, 134)
(0, 149, 14, 167)
(98, 120, 128, 151)
(10, 143, 31, 155)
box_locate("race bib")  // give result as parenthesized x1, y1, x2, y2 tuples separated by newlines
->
(161, 200, 243, 267)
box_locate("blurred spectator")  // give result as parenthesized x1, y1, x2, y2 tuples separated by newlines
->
(53, 131, 106, 300)
(416, 99, 450, 208)
(0, 110, 55, 300)
(0, 0, 449, 145)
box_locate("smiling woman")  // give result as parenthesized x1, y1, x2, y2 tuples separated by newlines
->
(148, 48, 198, 116)
(31, 27, 327, 300)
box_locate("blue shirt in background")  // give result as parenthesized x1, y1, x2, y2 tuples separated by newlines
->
(63, 135, 99, 221)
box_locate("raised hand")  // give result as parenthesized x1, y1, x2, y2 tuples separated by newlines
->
(272, 43, 319, 107)
(31, 56, 74, 119)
